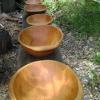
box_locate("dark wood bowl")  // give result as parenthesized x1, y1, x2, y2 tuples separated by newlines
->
(24, 4, 47, 13)
(25, 0, 42, 5)
(18, 25, 63, 57)
(26, 14, 53, 26)
(9, 60, 83, 100)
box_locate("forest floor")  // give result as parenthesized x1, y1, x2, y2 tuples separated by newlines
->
(0, 12, 100, 100)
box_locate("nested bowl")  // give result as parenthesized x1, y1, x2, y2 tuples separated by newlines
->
(25, 0, 42, 5)
(26, 14, 53, 26)
(24, 4, 47, 13)
(9, 60, 83, 100)
(18, 25, 63, 57)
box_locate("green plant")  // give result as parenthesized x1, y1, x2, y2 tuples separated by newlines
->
(43, 0, 66, 15)
(85, 0, 100, 12)
(55, 1, 87, 35)
(88, 68, 100, 88)
(96, 38, 100, 45)
(43, 0, 100, 37)
(93, 52, 100, 65)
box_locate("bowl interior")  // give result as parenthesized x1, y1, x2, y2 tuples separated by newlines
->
(9, 60, 81, 100)
(26, 14, 53, 25)
(25, 0, 42, 4)
(24, 4, 47, 12)
(19, 25, 62, 47)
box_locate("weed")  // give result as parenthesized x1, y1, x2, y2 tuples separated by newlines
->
(96, 38, 100, 45)
(43, 0, 100, 37)
(87, 68, 100, 88)
(93, 52, 100, 65)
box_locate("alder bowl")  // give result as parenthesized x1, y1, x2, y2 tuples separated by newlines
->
(9, 60, 83, 100)
(18, 25, 63, 57)
(26, 14, 53, 26)
(24, 4, 47, 13)
(25, 0, 42, 5)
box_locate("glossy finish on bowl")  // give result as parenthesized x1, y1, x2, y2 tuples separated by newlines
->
(24, 4, 47, 13)
(18, 25, 63, 57)
(26, 14, 53, 26)
(9, 60, 83, 100)
(25, 0, 42, 4)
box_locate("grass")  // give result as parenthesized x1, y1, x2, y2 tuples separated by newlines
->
(96, 38, 100, 45)
(88, 68, 100, 88)
(43, 0, 100, 37)
(93, 52, 100, 65)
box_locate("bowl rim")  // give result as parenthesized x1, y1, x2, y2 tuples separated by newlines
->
(25, 0, 42, 5)
(18, 25, 64, 52)
(26, 13, 53, 26)
(9, 60, 83, 100)
(24, 4, 47, 12)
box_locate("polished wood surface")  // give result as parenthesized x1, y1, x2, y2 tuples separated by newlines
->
(9, 60, 83, 100)
(26, 14, 53, 26)
(24, 4, 47, 13)
(25, 0, 42, 4)
(18, 25, 63, 57)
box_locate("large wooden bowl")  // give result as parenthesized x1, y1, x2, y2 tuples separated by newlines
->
(24, 4, 47, 13)
(18, 25, 63, 57)
(25, 0, 42, 4)
(9, 60, 83, 100)
(26, 14, 53, 26)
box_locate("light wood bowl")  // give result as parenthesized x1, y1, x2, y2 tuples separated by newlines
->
(25, 0, 42, 5)
(18, 25, 63, 57)
(9, 60, 83, 100)
(26, 14, 53, 26)
(24, 4, 47, 13)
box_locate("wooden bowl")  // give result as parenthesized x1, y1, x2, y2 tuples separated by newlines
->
(25, 0, 42, 4)
(26, 14, 53, 26)
(18, 25, 63, 57)
(24, 4, 47, 13)
(9, 60, 83, 100)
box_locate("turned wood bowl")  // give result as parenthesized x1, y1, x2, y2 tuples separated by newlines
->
(9, 60, 83, 100)
(18, 25, 63, 57)
(26, 14, 53, 26)
(25, 0, 42, 4)
(24, 4, 47, 13)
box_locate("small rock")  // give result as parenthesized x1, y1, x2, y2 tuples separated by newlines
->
(89, 37, 93, 42)
(84, 95, 91, 100)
